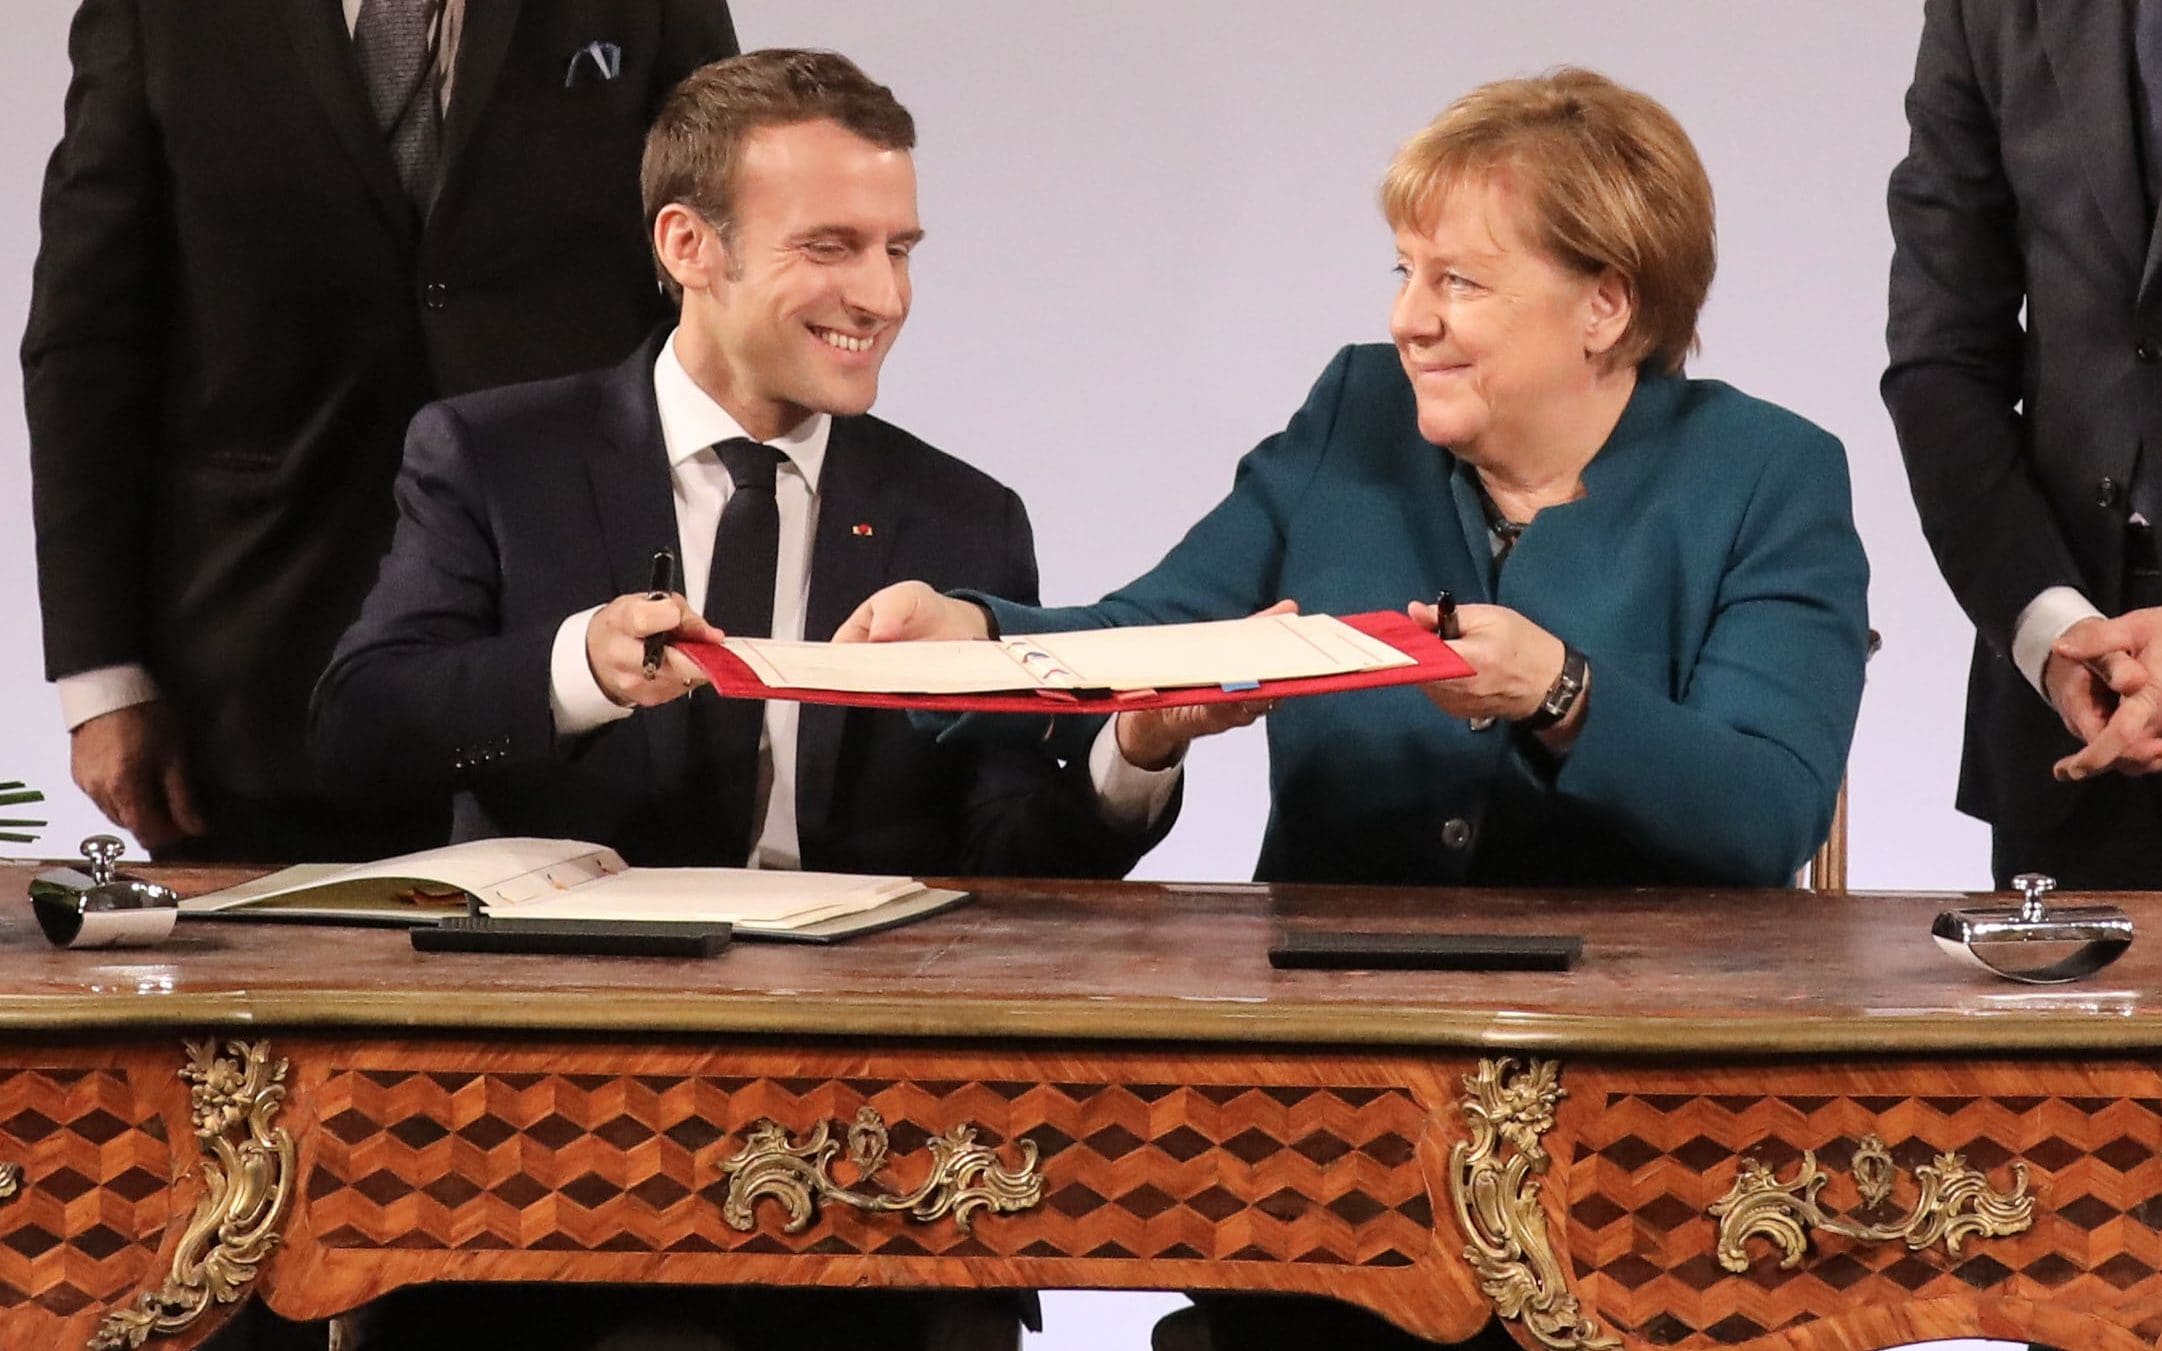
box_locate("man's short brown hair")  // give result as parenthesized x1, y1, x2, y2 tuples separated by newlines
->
(641, 49, 916, 301)
(1380, 67, 1715, 374)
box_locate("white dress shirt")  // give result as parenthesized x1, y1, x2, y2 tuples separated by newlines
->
(546, 330, 1178, 869)
(2012, 585, 2106, 698)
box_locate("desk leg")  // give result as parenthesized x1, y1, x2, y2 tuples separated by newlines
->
(89, 1039, 295, 1351)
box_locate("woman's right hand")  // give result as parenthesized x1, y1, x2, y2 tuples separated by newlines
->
(833, 581, 991, 643)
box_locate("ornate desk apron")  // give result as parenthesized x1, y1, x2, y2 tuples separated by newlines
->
(0, 869, 2156, 1350)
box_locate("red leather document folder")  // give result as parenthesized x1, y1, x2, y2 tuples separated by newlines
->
(677, 610, 1472, 714)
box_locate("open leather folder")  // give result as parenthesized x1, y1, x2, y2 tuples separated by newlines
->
(679, 610, 1471, 713)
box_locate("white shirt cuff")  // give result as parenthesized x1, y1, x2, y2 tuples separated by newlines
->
(550, 607, 637, 737)
(1089, 717, 1182, 833)
(57, 664, 161, 731)
(2011, 586, 2105, 697)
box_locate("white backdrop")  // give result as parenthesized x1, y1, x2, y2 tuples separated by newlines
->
(0, 2, 2013, 1347)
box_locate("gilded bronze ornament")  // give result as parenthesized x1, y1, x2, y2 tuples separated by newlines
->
(1448, 1058, 1620, 1351)
(0, 1161, 20, 1204)
(720, 1105, 1042, 1236)
(90, 1039, 296, 1350)
(1711, 1132, 2033, 1273)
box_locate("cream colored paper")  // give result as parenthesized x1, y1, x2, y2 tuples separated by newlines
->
(727, 612, 1412, 694)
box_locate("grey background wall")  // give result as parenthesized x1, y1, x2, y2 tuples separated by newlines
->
(0, 2, 2005, 1347)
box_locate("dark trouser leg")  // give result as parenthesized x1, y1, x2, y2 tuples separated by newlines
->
(1991, 775, 2162, 890)
(1165, 1294, 1520, 1350)
(198, 1302, 327, 1351)
(152, 789, 446, 866)
(345, 1286, 1022, 1351)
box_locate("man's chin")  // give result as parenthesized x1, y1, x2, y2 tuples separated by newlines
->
(813, 379, 880, 418)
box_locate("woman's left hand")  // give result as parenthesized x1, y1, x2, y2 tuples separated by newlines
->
(1406, 600, 1569, 723)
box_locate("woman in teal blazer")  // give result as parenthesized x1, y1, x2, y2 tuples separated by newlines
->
(839, 66, 1871, 1351)
(846, 69, 1868, 893)
(988, 341, 1864, 888)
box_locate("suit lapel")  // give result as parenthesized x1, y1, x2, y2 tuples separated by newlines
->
(584, 333, 691, 788)
(2039, 0, 2150, 279)
(795, 419, 901, 846)
(276, 0, 415, 238)
(434, 0, 523, 221)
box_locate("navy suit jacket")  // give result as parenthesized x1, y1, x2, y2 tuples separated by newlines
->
(312, 334, 1164, 877)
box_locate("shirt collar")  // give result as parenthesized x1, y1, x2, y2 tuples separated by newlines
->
(654, 328, 830, 491)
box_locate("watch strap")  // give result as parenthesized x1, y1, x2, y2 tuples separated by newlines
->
(1517, 643, 1587, 732)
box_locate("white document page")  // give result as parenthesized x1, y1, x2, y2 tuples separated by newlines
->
(182, 838, 626, 913)
(727, 636, 1033, 694)
(726, 612, 1412, 695)
(1018, 613, 1413, 690)
(492, 867, 923, 930)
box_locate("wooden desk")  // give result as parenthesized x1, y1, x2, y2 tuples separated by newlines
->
(0, 866, 2156, 1350)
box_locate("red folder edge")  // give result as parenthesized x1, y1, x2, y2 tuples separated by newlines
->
(677, 610, 1472, 714)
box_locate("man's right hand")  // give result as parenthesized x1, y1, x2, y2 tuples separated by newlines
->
(586, 592, 721, 708)
(2047, 611, 2162, 779)
(70, 702, 204, 851)
(833, 581, 991, 643)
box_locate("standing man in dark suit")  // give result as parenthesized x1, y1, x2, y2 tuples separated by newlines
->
(311, 47, 1173, 1351)
(24, 0, 739, 864)
(1886, 0, 2162, 889)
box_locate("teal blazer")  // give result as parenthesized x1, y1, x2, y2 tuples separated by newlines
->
(976, 344, 1871, 887)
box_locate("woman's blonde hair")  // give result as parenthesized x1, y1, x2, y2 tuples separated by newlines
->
(1380, 67, 1715, 374)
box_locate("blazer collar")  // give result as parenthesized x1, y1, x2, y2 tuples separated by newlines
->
(276, 0, 415, 239)
(794, 419, 902, 845)
(432, 0, 523, 229)
(584, 329, 691, 788)
(2038, 0, 2150, 278)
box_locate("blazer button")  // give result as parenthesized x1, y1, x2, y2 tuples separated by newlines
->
(2139, 338, 2160, 364)
(1441, 818, 1474, 851)
(424, 282, 449, 310)
(2100, 476, 2123, 508)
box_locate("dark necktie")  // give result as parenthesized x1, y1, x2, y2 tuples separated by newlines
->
(353, 0, 442, 208)
(2138, 0, 2162, 215)
(696, 439, 785, 856)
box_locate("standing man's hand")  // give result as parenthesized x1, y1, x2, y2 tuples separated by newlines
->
(2048, 609, 2162, 779)
(70, 702, 205, 851)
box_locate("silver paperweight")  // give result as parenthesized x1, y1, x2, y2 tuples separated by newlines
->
(28, 835, 178, 950)
(1932, 872, 2133, 984)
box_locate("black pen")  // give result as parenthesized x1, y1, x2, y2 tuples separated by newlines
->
(1434, 589, 1462, 641)
(642, 550, 677, 679)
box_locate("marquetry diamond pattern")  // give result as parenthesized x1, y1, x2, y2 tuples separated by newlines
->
(1558, 1088, 2162, 1347)
(304, 1070, 1437, 1267)
(0, 1067, 172, 1315)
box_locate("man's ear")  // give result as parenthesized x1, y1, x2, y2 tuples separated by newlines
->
(654, 204, 726, 297)
(1584, 267, 1634, 359)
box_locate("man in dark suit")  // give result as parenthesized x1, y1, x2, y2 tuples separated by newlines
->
(24, 0, 739, 865)
(310, 47, 1174, 1351)
(1886, 0, 2162, 889)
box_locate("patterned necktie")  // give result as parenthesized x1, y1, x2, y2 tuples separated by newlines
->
(696, 439, 785, 856)
(352, 0, 442, 208)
